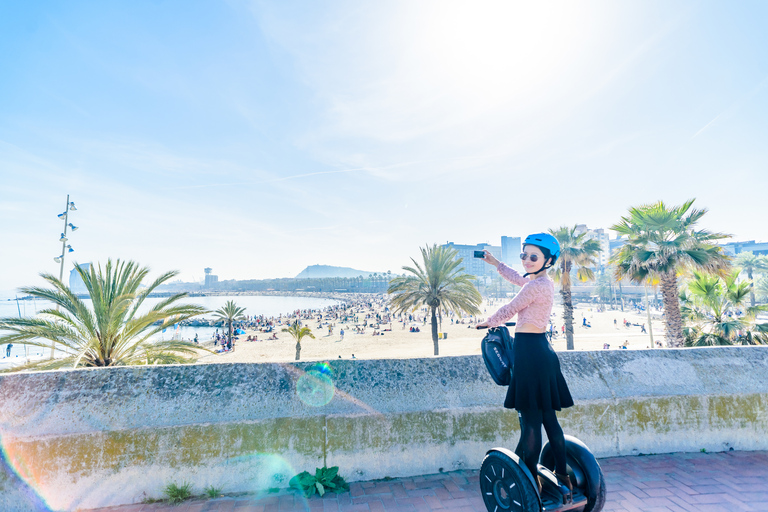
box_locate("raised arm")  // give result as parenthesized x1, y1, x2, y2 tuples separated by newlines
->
(496, 262, 528, 287)
(480, 252, 528, 287)
(486, 283, 537, 327)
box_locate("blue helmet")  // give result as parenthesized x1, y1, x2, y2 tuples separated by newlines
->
(523, 233, 561, 265)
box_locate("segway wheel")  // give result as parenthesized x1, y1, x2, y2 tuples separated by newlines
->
(539, 436, 606, 512)
(480, 449, 540, 512)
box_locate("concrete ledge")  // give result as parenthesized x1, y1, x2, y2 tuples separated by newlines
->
(1, 346, 767, 510)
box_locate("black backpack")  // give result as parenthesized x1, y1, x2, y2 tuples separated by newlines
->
(481, 326, 514, 386)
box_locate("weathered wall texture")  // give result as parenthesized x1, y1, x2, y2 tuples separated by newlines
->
(1, 347, 767, 510)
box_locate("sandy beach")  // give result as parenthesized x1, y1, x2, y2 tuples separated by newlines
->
(194, 297, 666, 365)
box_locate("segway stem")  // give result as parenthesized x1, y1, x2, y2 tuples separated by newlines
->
(476, 322, 516, 330)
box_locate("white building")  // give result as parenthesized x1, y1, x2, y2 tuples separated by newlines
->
(501, 236, 522, 268)
(441, 236, 526, 283)
(69, 263, 91, 295)
(575, 225, 611, 270)
(204, 267, 219, 288)
(441, 242, 502, 280)
(720, 240, 768, 257)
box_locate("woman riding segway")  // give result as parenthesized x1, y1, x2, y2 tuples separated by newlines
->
(476, 233, 575, 500)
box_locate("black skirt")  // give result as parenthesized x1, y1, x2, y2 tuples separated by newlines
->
(504, 332, 574, 411)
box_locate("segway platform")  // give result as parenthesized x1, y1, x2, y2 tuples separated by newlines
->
(479, 436, 605, 512)
(536, 465, 588, 511)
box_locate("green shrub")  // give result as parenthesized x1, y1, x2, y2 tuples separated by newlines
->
(289, 466, 349, 497)
(164, 482, 193, 504)
(204, 485, 222, 498)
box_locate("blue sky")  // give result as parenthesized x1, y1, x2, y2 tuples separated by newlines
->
(1, 0, 767, 294)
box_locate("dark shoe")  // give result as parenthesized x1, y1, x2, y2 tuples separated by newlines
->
(555, 472, 573, 504)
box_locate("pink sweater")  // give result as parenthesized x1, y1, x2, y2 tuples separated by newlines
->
(487, 262, 554, 330)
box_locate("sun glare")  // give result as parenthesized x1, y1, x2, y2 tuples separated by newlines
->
(322, 0, 606, 145)
(401, 1, 597, 110)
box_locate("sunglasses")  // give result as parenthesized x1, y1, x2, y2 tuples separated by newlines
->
(520, 253, 541, 262)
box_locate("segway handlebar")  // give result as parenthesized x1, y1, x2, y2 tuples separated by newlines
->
(476, 322, 515, 330)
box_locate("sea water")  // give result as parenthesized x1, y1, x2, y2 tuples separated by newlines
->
(0, 294, 342, 368)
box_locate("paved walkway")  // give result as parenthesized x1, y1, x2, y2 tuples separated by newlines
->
(89, 451, 768, 512)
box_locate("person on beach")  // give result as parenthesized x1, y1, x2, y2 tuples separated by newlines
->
(476, 233, 575, 499)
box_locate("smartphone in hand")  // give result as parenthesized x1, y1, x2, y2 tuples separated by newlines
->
(473, 250, 485, 258)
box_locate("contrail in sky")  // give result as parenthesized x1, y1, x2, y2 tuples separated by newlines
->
(169, 154, 497, 190)
(170, 161, 419, 190)
(265, 166, 379, 183)
(169, 165, 375, 190)
(691, 114, 721, 140)
(690, 74, 768, 140)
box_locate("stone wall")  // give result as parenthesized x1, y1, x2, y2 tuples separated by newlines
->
(1, 346, 767, 510)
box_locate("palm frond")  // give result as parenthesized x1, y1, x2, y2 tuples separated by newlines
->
(0, 258, 208, 371)
(281, 321, 315, 344)
(387, 244, 481, 318)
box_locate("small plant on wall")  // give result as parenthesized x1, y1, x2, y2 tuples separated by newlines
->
(289, 466, 349, 497)
(204, 485, 222, 498)
(163, 481, 193, 503)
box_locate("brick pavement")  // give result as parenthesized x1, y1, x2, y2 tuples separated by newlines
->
(88, 451, 768, 512)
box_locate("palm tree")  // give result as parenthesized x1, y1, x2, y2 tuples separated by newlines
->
(282, 321, 315, 360)
(0, 259, 208, 371)
(680, 270, 768, 346)
(387, 244, 482, 355)
(611, 199, 731, 347)
(756, 276, 768, 303)
(735, 252, 768, 307)
(594, 271, 613, 306)
(549, 226, 602, 351)
(213, 300, 246, 343)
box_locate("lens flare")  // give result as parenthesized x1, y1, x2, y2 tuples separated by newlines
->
(0, 436, 55, 512)
(0, 376, 59, 511)
(296, 365, 336, 407)
(309, 361, 334, 378)
(227, 452, 308, 507)
(279, 361, 382, 416)
(0, 373, 122, 511)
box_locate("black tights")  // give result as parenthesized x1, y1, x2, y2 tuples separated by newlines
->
(515, 409, 567, 477)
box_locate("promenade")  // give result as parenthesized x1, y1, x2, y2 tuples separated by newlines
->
(89, 450, 768, 512)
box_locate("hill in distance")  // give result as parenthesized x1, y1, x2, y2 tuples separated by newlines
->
(295, 265, 381, 279)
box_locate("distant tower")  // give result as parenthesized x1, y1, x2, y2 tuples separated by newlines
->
(204, 267, 218, 288)
(501, 236, 522, 268)
(69, 262, 92, 295)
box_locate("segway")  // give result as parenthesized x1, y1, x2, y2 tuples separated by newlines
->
(479, 432, 606, 512)
(478, 324, 606, 512)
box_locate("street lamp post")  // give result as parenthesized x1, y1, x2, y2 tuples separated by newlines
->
(52, 194, 78, 359)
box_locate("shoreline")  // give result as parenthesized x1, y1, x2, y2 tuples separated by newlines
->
(0, 293, 360, 370)
(7, 290, 358, 302)
(3, 293, 678, 371)
(161, 290, 358, 301)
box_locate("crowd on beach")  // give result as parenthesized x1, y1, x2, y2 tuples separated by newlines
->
(197, 294, 488, 358)
(198, 296, 395, 353)
(0, 294, 676, 369)
(187, 292, 676, 363)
